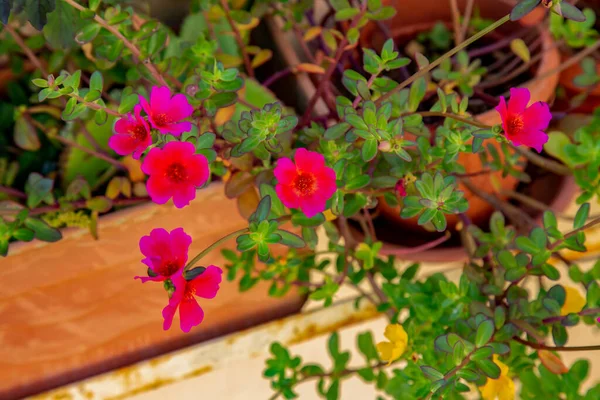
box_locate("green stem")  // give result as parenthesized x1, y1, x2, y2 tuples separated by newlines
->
(403, 111, 492, 129)
(184, 227, 249, 271)
(376, 14, 510, 105)
(512, 147, 572, 176)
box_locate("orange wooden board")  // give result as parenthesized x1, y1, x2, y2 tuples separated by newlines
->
(0, 184, 304, 399)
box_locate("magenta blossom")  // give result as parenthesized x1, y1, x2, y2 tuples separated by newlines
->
(496, 87, 551, 153)
(162, 266, 223, 332)
(108, 105, 152, 159)
(274, 148, 337, 218)
(135, 227, 191, 283)
(142, 141, 210, 208)
(140, 86, 194, 136)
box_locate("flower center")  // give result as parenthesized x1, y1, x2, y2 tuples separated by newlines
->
(158, 260, 180, 277)
(293, 173, 317, 197)
(165, 163, 188, 183)
(506, 115, 524, 134)
(131, 124, 147, 141)
(154, 113, 172, 127)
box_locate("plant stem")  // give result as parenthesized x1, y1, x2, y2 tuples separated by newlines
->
(382, 231, 451, 256)
(376, 15, 510, 105)
(459, 0, 475, 43)
(0, 185, 26, 199)
(71, 94, 123, 117)
(449, 0, 462, 45)
(542, 307, 600, 324)
(25, 114, 127, 170)
(220, 0, 255, 78)
(4, 24, 48, 76)
(403, 111, 491, 129)
(262, 67, 293, 87)
(300, 4, 367, 125)
(425, 348, 477, 400)
(63, 0, 168, 87)
(501, 189, 575, 220)
(512, 146, 572, 176)
(30, 197, 149, 215)
(514, 337, 600, 352)
(184, 227, 249, 271)
(562, 216, 600, 241)
(352, 71, 380, 108)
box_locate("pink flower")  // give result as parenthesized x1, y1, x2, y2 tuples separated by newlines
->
(140, 86, 194, 136)
(135, 227, 191, 283)
(142, 141, 210, 208)
(108, 105, 152, 159)
(162, 266, 223, 332)
(274, 148, 337, 218)
(496, 87, 551, 153)
(395, 179, 407, 197)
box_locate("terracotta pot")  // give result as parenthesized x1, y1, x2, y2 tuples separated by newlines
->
(0, 183, 306, 399)
(375, 175, 577, 262)
(365, 0, 560, 237)
(557, 52, 600, 113)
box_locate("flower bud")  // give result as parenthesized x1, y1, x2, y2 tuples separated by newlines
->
(163, 278, 175, 297)
(378, 141, 392, 152)
(395, 179, 407, 197)
(184, 266, 207, 281)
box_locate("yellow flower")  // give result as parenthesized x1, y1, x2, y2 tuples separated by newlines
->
(561, 286, 586, 315)
(479, 355, 515, 400)
(376, 324, 408, 365)
(323, 209, 337, 221)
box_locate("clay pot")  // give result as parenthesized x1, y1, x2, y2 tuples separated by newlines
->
(557, 52, 600, 114)
(365, 0, 560, 244)
(0, 183, 306, 399)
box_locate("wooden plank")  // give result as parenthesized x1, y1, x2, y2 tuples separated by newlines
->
(0, 184, 305, 400)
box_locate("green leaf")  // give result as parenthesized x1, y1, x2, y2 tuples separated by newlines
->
(497, 250, 517, 269)
(471, 346, 494, 361)
(515, 236, 539, 254)
(357, 332, 378, 362)
(335, 8, 359, 21)
(43, 0, 82, 49)
(14, 115, 40, 151)
(89, 71, 103, 92)
(475, 320, 494, 347)
(362, 138, 378, 162)
(325, 122, 350, 140)
(24, 217, 62, 242)
(554, 2, 586, 22)
(420, 366, 444, 381)
(510, 0, 541, 22)
(573, 203, 590, 229)
(476, 358, 501, 379)
(552, 324, 568, 347)
(118, 93, 139, 114)
(277, 230, 305, 248)
(75, 22, 102, 44)
(292, 212, 325, 227)
(25, 173, 53, 208)
(13, 228, 35, 242)
(251, 195, 271, 222)
(25, 0, 57, 30)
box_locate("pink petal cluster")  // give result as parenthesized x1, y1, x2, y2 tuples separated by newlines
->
(162, 266, 223, 332)
(135, 227, 223, 333)
(108, 86, 194, 159)
(135, 227, 191, 282)
(140, 86, 194, 136)
(274, 148, 337, 218)
(142, 141, 210, 208)
(496, 88, 551, 153)
(109, 105, 151, 159)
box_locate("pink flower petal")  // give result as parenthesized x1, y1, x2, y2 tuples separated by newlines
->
(150, 86, 171, 114)
(276, 184, 301, 209)
(186, 154, 210, 187)
(169, 227, 192, 265)
(167, 94, 194, 121)
(159, 122, 193, 136)
(300, 196, 327, 218)
(274, 157, 297, 183)
(172, 184, 196, 208)
(109, 134, 139, 156)
(142, 147, 166, 175)
(507, 87, 530, 114)
(146, 176, 174, 205)
(139, 94, 152, 117)
(522, 101, 552, 132)
(190, 265, 223, 299)
(295, 148, 325, 173)
(515, 129, 549, 153)
(179, 296, 204, 333)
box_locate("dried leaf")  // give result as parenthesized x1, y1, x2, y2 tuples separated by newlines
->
(510, 39, 531, 63)
(237, 17, 259, 31)
(251, 49, 272, 68)
(538, 350, 568, 374)
(14, 116, 40, 151)
(303, 26, 322, 42)
(215, 104, 236, 126)
(217, 53, 243, 68)
(123, 156, 145, 182)
(237, 187, 259, 219)
(225, 171, 254, 199)
(296, 63, 326, 74)
(106, 177, 122, 199)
